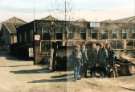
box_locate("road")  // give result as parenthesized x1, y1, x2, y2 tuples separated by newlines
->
(0, 50, 135, 92)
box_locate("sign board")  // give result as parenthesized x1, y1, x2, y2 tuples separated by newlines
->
(34, 34, 40, 41)
(29, 48, 34, 57)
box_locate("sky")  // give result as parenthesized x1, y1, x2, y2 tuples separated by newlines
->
(0, 0, 134, 22)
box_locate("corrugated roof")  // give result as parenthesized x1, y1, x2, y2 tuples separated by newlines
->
(3, 17, 26, 24)
(1, 17, 26, 34)
(3, 23, 17, 34)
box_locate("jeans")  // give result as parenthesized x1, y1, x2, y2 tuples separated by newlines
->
(74, 63, 81, 80)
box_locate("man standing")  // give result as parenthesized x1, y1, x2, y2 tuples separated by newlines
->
(81, 43, 88, 78)
(73, 45, 82, 80)
(97, 43, 108, 77)
(105, 43, 117, 77)
(87, 42, 97, 77)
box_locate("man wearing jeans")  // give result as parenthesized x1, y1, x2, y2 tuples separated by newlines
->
(73, 45, 82, 80)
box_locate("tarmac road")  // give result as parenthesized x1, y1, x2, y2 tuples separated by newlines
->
(0, 50, 135, 92)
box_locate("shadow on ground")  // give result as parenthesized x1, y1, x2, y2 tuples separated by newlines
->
(27, 71, 74, 83)
(10, 67, 50, 74)
(28, 77, 74, 83)
(51, 73, 73, 78)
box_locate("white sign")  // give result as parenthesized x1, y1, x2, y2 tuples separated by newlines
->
(29, 48, 34, 57)
(34, 34, 40, 41)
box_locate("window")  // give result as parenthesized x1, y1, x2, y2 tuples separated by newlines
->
(100, 31, 108, 39)
(41, 41, 51, 52)
(80, 30, 86, 40)
(131, 30, 135, 39)
(24, 31, 27, 42)
(30, 30, 33, 42)
(43, 31, 50, 40)
(110, 40, 123, 49)
(122, 29, 128, 39)
(56, 32, 63, 40)
(127, 40, 134, 49)
(18, 33, 22, 43)
(91, 30, 97, 39)
(112, 30, 117, 39)
(90, 22, 100, 28)
(68, 31, 74, 39)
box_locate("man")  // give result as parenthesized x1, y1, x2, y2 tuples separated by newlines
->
(80, 43, 88, 78)
(73, 45, 82, 80)
(87, 42, 97, 77)
(105, 43, 118, 77)
(97, 43, 108, 77)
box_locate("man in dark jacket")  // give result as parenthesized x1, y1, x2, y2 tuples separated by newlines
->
(105, 43, 117, 77)
(97, 43, 108, 77)
(87, 42, 97, 77)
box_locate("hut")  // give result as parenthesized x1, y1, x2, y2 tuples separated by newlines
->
(0, 17, 26, 49)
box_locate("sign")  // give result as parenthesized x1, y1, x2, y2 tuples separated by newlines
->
(29, 48, 34, 57)
(34, 34, 40, 41)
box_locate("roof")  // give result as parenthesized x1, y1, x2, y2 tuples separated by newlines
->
(3, 17, 26, 24)
(1, 17, 26, 34)
(100, 19, 112, 23)
(41, 15, 58, 21)
(72, 19, 88, 28)
(3, 23, 17, 34)
(75, 18, 87, 22)
(113, 16, 135, 23)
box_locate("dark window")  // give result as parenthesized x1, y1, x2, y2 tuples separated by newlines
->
(131, 30, 135, 39)
(18, 33, 22, 43)
(80, 30, 86, 40)
(127, 40, 134, 49)
(101, 31, 108, 39)
(91, 30, 97, 39)
(30, 30, 33, 42)
(112, 31, 117, 39)
(56, 32, 63, 40)
(41, 41, 51, 52)
(122, 30, 128, 39)
(43, 32, 50, 40)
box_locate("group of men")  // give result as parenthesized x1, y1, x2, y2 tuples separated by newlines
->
(73, 42, 115, 80)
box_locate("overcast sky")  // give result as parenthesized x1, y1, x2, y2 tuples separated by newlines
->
(0, 0, 134, 22)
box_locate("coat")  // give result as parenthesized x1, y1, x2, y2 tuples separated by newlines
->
(107, 49, 115, 65)
(87, 47, 97, 68)
(97, 48, 108, 67)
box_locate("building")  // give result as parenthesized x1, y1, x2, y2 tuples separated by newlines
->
(0, 17, 26, 47)
(16, 15, 135, 66)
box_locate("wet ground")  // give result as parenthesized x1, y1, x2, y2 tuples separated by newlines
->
(0, 50, 135, 92)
